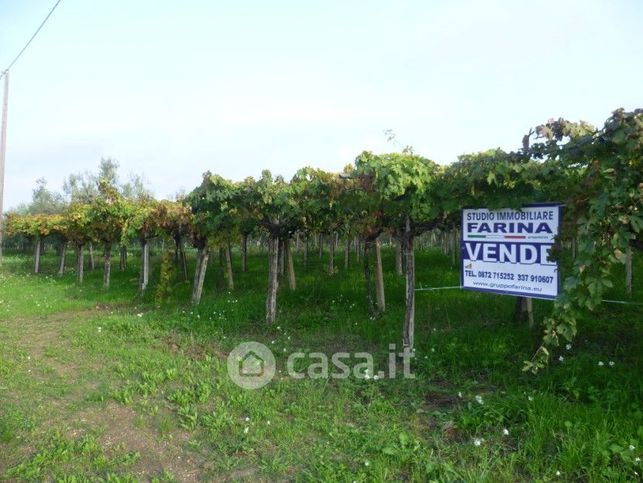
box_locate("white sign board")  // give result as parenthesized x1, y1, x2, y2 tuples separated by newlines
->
(461, 204, 561, 300)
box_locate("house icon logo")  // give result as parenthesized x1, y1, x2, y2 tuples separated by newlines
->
(228, 342, 276, 390)
(240, 350, 265, 377)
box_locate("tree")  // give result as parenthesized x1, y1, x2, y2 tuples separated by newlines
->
(522, 109, 642, 371)
(63, 172, 98, 204)
(65, 204, 93, 283)
(187, 173, 240, 301)
(4, 213, 56, 273)
(121, 173, 152, 201)
(347, 153, 389, 316)
(154, 200, 193, 281)
(245, 171, 303, 323)
(63, 158, 151, 203)
(27, 178, 66, 214)
(352, 150, 443, 347)
(87, 180, 130, 288)
(122, 199, 159, 294)
(292, 167, 346, 277)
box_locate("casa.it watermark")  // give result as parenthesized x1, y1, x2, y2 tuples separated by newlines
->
(227, 342, 414, 390)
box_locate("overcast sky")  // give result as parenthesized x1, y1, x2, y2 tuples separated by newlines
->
(1, 0, 642, 209)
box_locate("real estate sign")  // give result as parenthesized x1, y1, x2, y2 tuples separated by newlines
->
(461, 204, 561, 300)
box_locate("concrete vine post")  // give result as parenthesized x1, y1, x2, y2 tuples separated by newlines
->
(374, 238, 385, 312)
(75, 244, 84, 284)
(58, 241, 66, 276)
(402, 216, 415, 349)
(33, 238, 41, 273)
(103, 243, 112, 288)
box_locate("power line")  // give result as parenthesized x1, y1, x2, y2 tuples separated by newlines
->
(0, 0, 64, 78)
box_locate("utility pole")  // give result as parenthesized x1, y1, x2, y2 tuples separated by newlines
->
(0, 70, 9, 263)
(0, 1, 63, 263)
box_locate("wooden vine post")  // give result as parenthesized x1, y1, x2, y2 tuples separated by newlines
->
(266, 235, 279, 323)
(191, 238, 209, 305)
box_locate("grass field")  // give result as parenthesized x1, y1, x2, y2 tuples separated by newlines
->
(0, 245, 641, 481)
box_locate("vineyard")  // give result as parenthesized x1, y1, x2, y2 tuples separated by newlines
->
(0, 108, 642, 480)
(4, 109, 642, 368)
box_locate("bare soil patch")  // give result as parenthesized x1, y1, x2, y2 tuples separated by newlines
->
(74, 402, 204, 482)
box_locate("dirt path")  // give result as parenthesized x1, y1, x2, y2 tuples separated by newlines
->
(1, 306, 209, 482)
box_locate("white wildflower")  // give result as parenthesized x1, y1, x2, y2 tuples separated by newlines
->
(629, 445, 635, 450)
(502, 428, 509, 436)
(475, 395, 484, 405)
(137, 313, 143, 318)
(609, 361, 615, 367)
(558, 356, 564, 362)
(473, 438, 483, 446)
(598, 361, 604, 367)
(244, 426, 249, 434)
(565, 343, 572, 350)
(555, 470, 561, 476)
